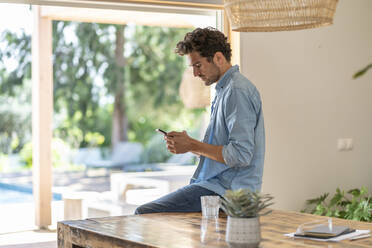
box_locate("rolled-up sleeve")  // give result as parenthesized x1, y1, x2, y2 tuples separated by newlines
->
(222, 87, 259, 167)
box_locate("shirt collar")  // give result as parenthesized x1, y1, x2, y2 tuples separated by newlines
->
(215, 65, 239, 92)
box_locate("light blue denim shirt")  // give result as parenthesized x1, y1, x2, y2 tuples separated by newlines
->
(190, 65, 265, 196)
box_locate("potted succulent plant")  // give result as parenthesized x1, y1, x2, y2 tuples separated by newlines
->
(221, 188, 274, 248)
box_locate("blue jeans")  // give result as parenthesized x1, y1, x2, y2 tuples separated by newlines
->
(134, 184, 219, 214)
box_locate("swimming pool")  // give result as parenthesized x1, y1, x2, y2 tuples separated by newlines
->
(0, 183, 62, 204)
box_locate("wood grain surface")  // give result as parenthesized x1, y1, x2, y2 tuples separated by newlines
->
(58, 209, 372, 248)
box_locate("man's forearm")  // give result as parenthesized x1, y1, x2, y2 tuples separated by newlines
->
(189, 138, 225, 164)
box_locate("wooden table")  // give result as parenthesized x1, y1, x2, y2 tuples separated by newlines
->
(58, 209, 372, 248)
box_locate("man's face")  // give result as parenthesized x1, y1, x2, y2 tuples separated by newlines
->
(188, 51, 221, 86)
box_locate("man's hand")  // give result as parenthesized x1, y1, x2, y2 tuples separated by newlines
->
(165, 130, 226, 164)
(165, 131, 193, 154)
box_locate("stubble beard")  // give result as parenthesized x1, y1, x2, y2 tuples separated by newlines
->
(202, 65, 221, 86)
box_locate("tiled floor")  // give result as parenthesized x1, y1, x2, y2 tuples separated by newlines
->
(0, 170, 111, 247)
(0, 229, 57, 248)
(0, 201, 64, 234)
(0, 241, 56, 248)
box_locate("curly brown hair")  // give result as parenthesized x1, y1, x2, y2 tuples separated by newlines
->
(175, 27, 232, 62)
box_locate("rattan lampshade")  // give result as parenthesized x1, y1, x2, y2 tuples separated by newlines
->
(179, 67, 210, 109)
(224, 0, 339, 32)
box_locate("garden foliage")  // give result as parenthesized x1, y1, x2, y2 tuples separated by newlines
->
(302, 187, 372, 222)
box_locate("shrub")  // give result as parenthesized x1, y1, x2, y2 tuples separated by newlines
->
(141, 134, 171, 163)
(19, 138, 72, 168)
(302, 187, 372, 222)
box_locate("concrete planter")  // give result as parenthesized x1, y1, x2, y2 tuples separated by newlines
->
(225, 216, 261, 248)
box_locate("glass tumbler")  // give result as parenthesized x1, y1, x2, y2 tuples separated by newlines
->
(201, 195, 220, 219)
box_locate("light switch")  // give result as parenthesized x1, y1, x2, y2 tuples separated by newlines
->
(345, 138, 353, 150)
(337, 139, 346, 151)
(337, 138, 353, 151)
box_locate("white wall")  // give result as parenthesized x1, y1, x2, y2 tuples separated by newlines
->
(240, 0, 372, 211)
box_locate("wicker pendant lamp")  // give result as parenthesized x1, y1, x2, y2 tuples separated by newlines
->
(179, 67, 210, 109)
(224, 0, 339, 32)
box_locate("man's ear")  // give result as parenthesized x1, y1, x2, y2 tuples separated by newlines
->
(213, 52, 226, 66)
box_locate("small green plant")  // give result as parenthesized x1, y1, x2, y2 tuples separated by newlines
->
(142, 134, 171, 163)
(19, 138, 73, 168)
(302, 187, 372, 222)
(84, 132, 105, 147)
(221, 188, 274, 218)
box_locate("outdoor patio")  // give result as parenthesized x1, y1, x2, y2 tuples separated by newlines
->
(0, 0, 371, 247)
(0, 170, 109, 233)
(0, 166, 193, 248)
(0, 164, 195, 247)
(0, 170, 107, 248)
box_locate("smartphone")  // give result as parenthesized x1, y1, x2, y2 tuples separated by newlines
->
(155, 128, 167, 136)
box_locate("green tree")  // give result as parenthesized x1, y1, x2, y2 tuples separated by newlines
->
(0, 21, 203, 155)
(125, 25, 201, 143)
(0, 30, 31, 154)
(52, 22, 114, 147)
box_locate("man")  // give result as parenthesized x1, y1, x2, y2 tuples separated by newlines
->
(135, 27, 265, 214)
